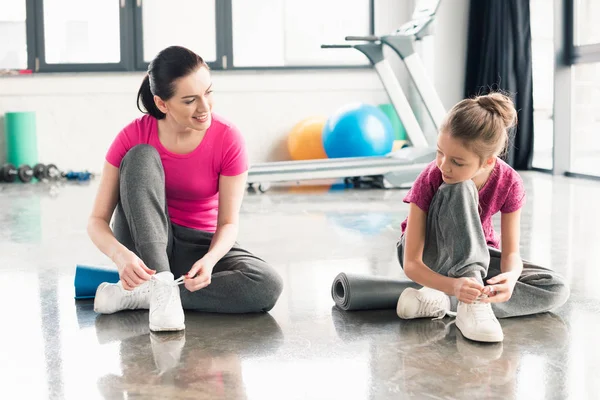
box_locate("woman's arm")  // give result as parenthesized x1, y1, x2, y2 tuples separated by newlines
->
(205, 171, 248, 264)
(403, 203, 484, 303)
(87, 161, 153, 289)
(87, 162, 127, 261)
(183, 171, 248, 291)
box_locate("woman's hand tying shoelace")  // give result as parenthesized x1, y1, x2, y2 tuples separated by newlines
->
(113, 249, 155, 290)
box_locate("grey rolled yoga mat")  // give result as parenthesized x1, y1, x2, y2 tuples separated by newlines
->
(331, 272, 420, 311)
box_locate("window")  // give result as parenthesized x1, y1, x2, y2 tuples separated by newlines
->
(530, 0, 554, 170)
(42, 0, 121, 64)
(564, 0, 600, 178)
(231, 0, 371, 67)
(140, 0, 216, 65)
(574, 0, 600, 46)
(571, 63, 600, 176)
(0, 0, 27, 69)
(4, 0, 373, 73)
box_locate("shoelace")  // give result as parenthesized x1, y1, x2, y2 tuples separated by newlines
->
(151, 276, 185, 309)
(119, 282, 151, 309)
(418, 295, 494, 323)
(416, 295, 457, 320)
(150, 276, 185, 285)
(468, 295, 496, 322)
(173, 277, 185, 285)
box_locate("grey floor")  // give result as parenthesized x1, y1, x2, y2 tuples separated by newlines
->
(1, 171, 599, 400)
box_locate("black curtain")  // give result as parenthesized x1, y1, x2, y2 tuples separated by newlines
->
(464, 0, 534, 170)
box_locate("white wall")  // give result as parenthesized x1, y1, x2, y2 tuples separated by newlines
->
(0, 0, 468, 172)
(433, 0, 470, 110)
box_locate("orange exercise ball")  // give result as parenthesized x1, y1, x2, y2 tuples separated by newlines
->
(287, 116, 328, 160)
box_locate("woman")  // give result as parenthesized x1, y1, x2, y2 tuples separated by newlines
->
(88, 46, 283, 332)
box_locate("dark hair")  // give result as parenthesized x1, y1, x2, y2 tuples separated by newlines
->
(441, 91, 518, 163)
(137, 46, 208, 119)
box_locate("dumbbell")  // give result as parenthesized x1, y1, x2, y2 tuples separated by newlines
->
(32, 163, 60, 181)
(1, 163, 61, 183)
(1, 163, 18, 182)
(0, 164, 35, 183)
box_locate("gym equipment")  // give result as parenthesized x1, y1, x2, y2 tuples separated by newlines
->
(322, 103, 395, 158)
(246, 0, 443, 192)
(287, 116, 328, 160)
(4, 111, 38, 167)
(17, 165, 33, 183)
(0, 163, 38, 183)
(1, 164, 17, 182)
(0, 162, 88, 183)
(378, 103, 407, 141)
(32, 163, 61, 181)
(331, 272, 420, 311)
(345, 0, 446, 132)
(74, 264, 120, 300)
(63, 171, 93, 181)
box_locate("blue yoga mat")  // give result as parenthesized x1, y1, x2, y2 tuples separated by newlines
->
(74, 264, 120, 300)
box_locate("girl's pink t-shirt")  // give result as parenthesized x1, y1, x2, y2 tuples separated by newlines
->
(106, 113, 248, 232)
(400, 158, 526, 249)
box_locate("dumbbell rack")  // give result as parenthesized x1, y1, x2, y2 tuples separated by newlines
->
(0, 162, 93, 183)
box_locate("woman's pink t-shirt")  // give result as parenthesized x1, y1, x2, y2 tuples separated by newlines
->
(106, 113, 248, 232)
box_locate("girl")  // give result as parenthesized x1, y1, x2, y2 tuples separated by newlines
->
(88, 46, 283, 332)
(395, 92, 569, 343)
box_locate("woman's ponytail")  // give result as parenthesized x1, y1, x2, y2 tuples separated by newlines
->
(137, 74, 166, 119)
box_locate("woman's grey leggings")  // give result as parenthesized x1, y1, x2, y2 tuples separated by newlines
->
(111, 145, 283, 313)
(397, 180, 570, 318)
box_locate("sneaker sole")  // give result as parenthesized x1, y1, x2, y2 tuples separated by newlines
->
(93, 282, 112, 314)
(456, 318, 504, 343)
(396, 288, 418, 319)
(149, 323, 185, 332)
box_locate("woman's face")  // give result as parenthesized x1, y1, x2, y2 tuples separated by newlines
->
(156, 66, 214, 131)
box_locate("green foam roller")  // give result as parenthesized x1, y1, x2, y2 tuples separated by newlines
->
(4, 111, 39, 167)
(378, 104, 407, 141)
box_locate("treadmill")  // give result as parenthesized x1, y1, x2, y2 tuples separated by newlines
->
(246, 0, 443, 193)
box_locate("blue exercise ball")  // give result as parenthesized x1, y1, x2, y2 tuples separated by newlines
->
(322, 103, 395, 158)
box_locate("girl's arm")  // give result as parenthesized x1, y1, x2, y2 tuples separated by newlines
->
(183, 171, 248, 291)
(498, 209, 524, 275)
(481, 209, 523, 302)
(403, 203, 483, 303)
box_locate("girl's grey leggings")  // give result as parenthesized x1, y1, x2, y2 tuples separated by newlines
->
(397, 180, 570, 318)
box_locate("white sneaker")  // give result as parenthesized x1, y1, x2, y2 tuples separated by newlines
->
(94, 281, 151, 314)
(455, 298, 504, 343)
(149, 272, 185, 332)
(396, 287, 453, 319)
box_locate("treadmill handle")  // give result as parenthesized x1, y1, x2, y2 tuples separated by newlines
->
(345, 35, 379, 42)
(321, 44, 353, 49)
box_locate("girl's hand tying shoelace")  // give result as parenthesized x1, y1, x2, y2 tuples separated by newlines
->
(481, 272, 519, 303)
(453, 277, 485, 304)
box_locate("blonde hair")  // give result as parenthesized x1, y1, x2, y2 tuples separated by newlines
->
(441, 92, 518, 164)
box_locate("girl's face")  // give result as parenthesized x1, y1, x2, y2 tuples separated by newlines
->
(156, 66, 214, 132)
(436, 130, 491, 184)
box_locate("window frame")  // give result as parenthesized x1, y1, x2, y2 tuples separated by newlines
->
(32, 0, 134, 72)
(21, 0, 374, 73)
(564, 0, 600, 64)
(551, 0, 600, 178)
